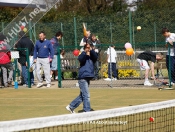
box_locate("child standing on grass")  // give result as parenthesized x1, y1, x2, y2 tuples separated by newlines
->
(66, 43, 97, 113)
(104, 45, 118, 81)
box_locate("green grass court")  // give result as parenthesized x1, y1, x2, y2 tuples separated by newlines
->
(0, 88, 175, 121)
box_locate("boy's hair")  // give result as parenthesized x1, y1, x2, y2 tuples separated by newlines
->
(55, 31, 63, 37)
(39, 31, 46, 35)
(84, 43, 90, 50)
(156, 52, 164, 59)
(19, 31, 25, 37)
(161, 28, 169, 34)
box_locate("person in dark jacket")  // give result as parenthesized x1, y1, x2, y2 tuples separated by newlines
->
(16, 31, 34, 87)
(66, 43, 97, 113)
(0, 33, 13, 87)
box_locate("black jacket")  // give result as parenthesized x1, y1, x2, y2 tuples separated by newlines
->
(16, 36, 34, 66)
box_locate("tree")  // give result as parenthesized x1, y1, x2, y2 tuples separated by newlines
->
(134, 0, 175, 11)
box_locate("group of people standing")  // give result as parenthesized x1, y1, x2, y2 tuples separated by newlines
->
(16, 31, 63, 88)
(0, 31, 63, 88)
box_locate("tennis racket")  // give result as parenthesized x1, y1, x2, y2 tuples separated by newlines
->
(154, 63, 167, 86)
(29, 62, 36, 72)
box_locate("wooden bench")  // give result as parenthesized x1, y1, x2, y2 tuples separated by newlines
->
(60, 58, 79, 72)
(154, 58, 166, 69)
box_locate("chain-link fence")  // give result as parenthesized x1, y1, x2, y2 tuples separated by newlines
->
(1, 9, 175, 47)
(57, 44, 169, 88)
(0, 9, 174, 88)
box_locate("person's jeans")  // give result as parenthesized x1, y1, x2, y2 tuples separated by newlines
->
(108, 63, 117, 78)
(94, 60, 99, 79)
(22, 66, 28, 85)
(69, 79, 91, 112)
(30, 72, 34, 84)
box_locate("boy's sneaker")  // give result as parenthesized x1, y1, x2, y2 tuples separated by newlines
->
(166, 82, 174, 86)
(37, 83, 43, 88)
(144, 81, 153, 86)
(66, 105, 75, 114)
(4, 83, 9, 88)
(104, 78, 112, 81)
(112, 78, 117, 81)
(47, 84, 51, 88)
(23, 84, 28, 87)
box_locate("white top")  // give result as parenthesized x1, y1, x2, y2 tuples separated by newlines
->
(107, 47, 117, 63)
(166, 33, 175, 56)
(79, 38, 86, 46)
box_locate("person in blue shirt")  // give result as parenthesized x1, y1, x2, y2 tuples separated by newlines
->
(34, 31, 54, 88)
(50, 31, 63, 80)
(66, 43, 97, 113)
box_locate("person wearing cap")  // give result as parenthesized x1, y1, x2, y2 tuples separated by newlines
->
(0, 33, 13, 87)
(104, 45, 118, 81)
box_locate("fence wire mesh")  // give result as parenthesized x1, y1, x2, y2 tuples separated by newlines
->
(0, 9, 174, 88)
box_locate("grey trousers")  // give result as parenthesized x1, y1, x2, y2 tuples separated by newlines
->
(1, 63, 13, 85)
(36, 58, 51, 84)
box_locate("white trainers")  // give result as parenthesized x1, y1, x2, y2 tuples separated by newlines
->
(55, 76, 58, 80)
(144, 81, 153, 86)
(104, 78, 112, 81)
(75, 83, 79, 87)
(37, 83, 43, 88)
(166, 82, 174, 86)
(47, 84, 51, 88)
(66, 105, 76, 114)
(112, 78, 117, 81)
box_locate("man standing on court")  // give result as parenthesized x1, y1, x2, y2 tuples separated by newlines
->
(66, 43, 97, 113)
(162, 28, 175, 85)
(16, 31, 34, 87)
(137, 51, 163, 86)
(50, 31, 63, 80)
(34, 31, 54, 88)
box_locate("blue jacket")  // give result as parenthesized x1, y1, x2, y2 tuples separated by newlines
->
(50, 37, 60, 55)
(78, 50, 97, 79)
(34, 39, 54, 59)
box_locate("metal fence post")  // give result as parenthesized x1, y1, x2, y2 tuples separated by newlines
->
(1, 22, 4, 34)
(29, 20, 32, 41)
(26, 48, 31, 88)
(61, 23, 64, 48)
(110, 22, 113, 44)
(74, 17, 77, 49)
(168, 44, 171, 88)
(129, 11, 133, 45)
(57, 47, 62, 88)
(154, 22, 157, 50)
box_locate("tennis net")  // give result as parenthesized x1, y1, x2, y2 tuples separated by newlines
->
(0, 99, 175, 132)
